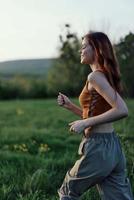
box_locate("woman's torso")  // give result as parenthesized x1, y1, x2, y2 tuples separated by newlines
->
(79, 69, 114, 137)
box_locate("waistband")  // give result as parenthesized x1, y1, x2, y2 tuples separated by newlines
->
(83, 130, 117, 140)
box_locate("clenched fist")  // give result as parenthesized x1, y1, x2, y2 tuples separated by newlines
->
(57, 92, 72, 109)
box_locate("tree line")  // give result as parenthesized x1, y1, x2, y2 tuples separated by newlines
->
(0, 24, 133, 99)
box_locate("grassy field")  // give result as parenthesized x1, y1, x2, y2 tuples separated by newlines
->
(0, 98, 133, 200)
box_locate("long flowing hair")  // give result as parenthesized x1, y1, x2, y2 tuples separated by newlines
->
(83, 32, 124, 98)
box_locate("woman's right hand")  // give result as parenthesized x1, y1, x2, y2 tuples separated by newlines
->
(57, 92, 72, 109)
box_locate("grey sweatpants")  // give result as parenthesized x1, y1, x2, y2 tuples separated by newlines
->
(57, 131, 133, 200)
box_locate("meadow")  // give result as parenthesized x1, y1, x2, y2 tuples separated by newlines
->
(0, 98, 133, 200)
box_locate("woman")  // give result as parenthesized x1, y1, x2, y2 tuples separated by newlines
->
(57, 32, 133, 200)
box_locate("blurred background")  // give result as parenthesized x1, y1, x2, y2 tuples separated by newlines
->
(0, 0, 133, 98)
(0, 1, 133, 200)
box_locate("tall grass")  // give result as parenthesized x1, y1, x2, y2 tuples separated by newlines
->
(0, 98, 133, 199)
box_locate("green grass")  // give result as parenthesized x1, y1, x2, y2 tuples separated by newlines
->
(0, 98, 133, 200)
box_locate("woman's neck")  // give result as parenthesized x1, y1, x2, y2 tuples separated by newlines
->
(90, 62, 102, 72)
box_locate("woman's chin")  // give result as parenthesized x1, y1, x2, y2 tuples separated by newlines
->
(81, 58, 84, 64)
(81, 58, 87, 64)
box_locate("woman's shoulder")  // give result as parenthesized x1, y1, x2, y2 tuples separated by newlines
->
(87, 69, 106, 83)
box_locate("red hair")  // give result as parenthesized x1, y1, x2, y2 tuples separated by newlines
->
(83, 32, 123, 97)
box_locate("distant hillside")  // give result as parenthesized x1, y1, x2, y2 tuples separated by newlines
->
(0, 58, 56, 77)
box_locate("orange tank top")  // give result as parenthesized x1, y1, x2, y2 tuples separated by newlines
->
(79, 69, 112, 135)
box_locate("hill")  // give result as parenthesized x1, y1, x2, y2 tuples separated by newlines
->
(0, 58, 56, 77)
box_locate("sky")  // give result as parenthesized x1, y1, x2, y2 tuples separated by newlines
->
(0, 0, 133, 61)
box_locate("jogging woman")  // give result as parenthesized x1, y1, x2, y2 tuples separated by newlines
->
(57, 32, 133, 200)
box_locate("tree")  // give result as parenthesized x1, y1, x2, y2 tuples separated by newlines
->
(47, 24, 90, 97)
(115, 32, 134, 97)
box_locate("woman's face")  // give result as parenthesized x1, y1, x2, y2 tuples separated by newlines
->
(80, 38, 95, 64)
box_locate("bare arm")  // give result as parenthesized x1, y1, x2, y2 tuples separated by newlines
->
(84, 71, 128, 128)
(65, 102, 83, 118)
(57, 92, 83, 118)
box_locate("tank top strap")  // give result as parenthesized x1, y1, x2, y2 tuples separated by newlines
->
(85, 80, 88, 90)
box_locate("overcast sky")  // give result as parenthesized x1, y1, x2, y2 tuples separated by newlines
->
(0, 0, 133, 61)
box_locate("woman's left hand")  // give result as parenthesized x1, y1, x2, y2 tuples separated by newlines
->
(68, 119, 87, 134)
